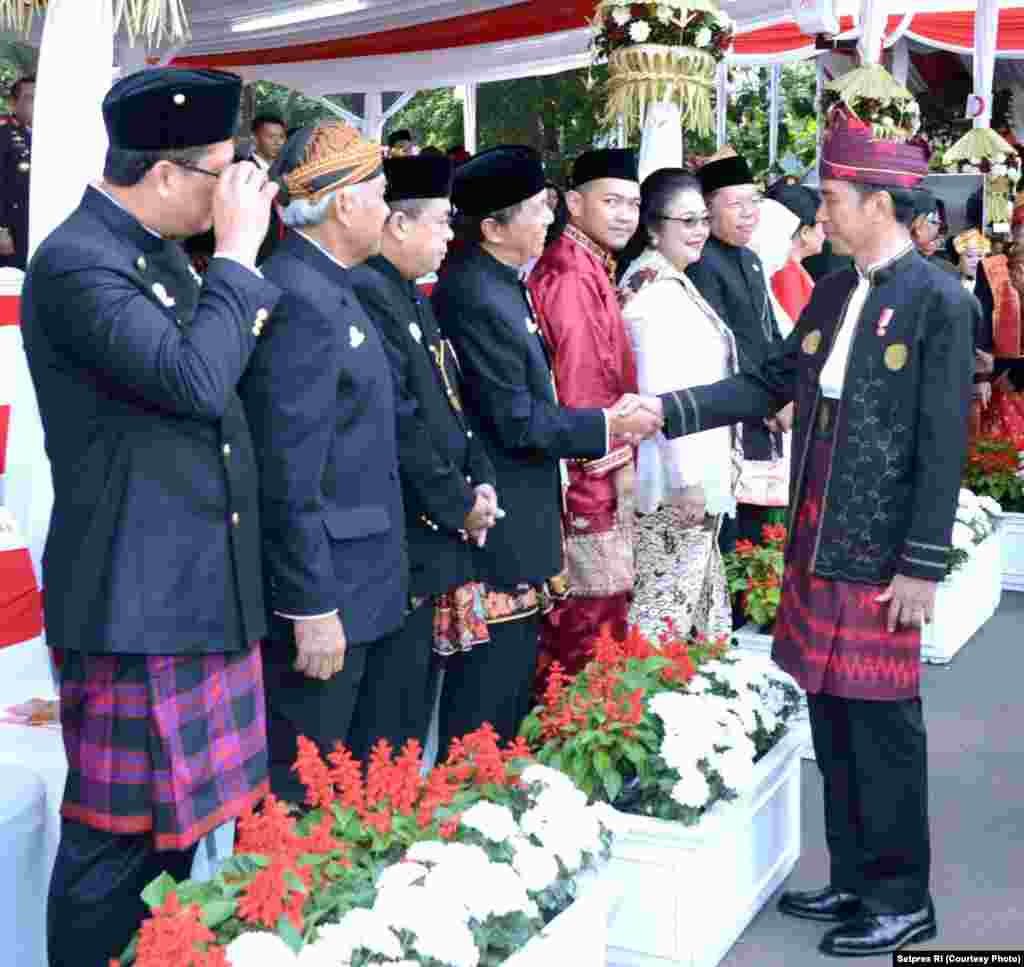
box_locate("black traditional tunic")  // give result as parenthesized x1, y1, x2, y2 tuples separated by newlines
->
(662, 247, 976, 699)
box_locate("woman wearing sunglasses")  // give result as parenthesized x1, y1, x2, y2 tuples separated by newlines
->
(617, 169, 741, 640)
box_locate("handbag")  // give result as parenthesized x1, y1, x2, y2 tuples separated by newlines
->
(735, 433, 790, 508)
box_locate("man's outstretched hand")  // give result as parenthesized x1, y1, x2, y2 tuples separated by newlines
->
(608, 394, 664, 444)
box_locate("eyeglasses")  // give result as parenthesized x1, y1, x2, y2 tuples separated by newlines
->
(172, 160, 221, 179)
(655, 213, 711, 229)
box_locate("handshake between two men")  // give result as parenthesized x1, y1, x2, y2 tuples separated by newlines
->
(607, 393, 665, 446)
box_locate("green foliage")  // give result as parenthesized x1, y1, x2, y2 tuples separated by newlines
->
(723, 525, 787, 628)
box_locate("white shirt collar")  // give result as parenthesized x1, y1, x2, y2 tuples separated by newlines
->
(294, 230, 351, 270)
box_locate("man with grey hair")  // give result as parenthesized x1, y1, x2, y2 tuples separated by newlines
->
(241, 122, 410, 798)
(688, 149, 788, 562)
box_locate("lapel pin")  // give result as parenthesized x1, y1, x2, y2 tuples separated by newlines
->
(151, 282, 176, 308)
(409, 322, 422, 344)
(350, 325, 366, 349)
(876, 307, 893, 337)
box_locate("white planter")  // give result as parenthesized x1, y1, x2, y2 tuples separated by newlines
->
(605, 729, 804, 967)
(922, 532, 1002, 664)
(504, 868, 620, 967)
(999, 511, 1024, 591)
(731, 531, 1003, 667)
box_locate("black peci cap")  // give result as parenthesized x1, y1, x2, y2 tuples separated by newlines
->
(103, 67, 242, 151)
(451, 145, 547, 217)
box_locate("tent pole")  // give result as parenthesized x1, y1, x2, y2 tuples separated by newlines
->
(715, 61, 728, 150)
(461, 83, 478, 154)
(364, 91, 384, 141)
(974, 0, 999, 129)
(768, 64, 781, 170)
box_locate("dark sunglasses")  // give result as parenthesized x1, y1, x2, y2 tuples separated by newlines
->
(655, 213, 711, 229)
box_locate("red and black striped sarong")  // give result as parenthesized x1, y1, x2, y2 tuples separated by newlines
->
(772, 419, 921, 701)
(59, 643, 269, 851)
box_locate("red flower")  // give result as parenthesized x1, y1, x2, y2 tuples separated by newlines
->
(134, 891, 223, 967)
(761, 523, 788, 545)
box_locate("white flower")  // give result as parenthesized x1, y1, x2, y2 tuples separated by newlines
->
(978, 495, 1003, 516)
(521, 764, 578, 795)
(611, 6, 630, 26)
(376, 860, 428, 893)
(952, 522, 975, 550)
(462, 801, 520, 844)
(656, 5, 672, 23)
(671, 769, 711, 809)
(305, 910, 403, 963)
(629, 19, 651, 42)
(712, 747, 756, 793)
(959, 488, 980, 509)
(512, 840, 560, 892)
(225, 932, 297, 965)
(375, 885, 478, 965)
(694, 26, 713, 47)
(993, 164, 1009, 177)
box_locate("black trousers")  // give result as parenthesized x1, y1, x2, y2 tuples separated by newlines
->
(47, 818, 197, 967)
(438, 613, 540, 758)
(807, 692, 932, 914)
(264, 604, 434, 801)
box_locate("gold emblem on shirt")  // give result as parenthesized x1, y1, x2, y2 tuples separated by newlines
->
(802, 330, 822, 355)
(884, 343, 909, 371)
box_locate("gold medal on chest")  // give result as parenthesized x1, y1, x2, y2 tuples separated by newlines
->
(884, 343, 909, 371)
(802, 329, 822, 355)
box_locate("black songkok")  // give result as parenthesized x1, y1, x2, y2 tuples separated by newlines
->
(103, 68, 242, 151)
(385, 155, 454, 202)
(570, 148, 639, 189)
(452, 145, 547, 216)
(697, 155, 755, 196)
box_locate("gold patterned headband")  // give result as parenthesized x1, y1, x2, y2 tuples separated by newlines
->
(283, 122, 383, 202)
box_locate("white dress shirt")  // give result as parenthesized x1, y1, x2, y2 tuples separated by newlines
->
(819, 242, 914, 400)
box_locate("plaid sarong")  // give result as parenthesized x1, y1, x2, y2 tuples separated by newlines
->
(59, 644, 269, 851)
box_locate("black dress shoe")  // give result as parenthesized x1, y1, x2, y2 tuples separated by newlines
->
(819, 902, 937, 957)
(778, 886, 862, 922)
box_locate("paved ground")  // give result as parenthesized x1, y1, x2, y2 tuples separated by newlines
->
(719, 592, 1024, 966)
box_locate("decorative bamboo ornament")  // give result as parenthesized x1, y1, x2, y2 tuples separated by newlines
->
(1, 0, 190, 44)
(605, 44, 717, 138)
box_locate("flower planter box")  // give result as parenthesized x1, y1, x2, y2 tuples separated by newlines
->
(504, 869, 620, 967)
(731, 532, 1002, 668)
(999, 512, 1024, 591)
(605, 729, 804, 967)
(922, 531, 1002, 665)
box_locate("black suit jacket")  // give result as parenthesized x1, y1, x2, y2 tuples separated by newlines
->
(348, 255, 495, 598)
(686, 235, 783, 460)
(21, 186, 279, 654)
(241, 231, 408, 646)
(0, 118, 30, 269)
(432, 244, 606, 590)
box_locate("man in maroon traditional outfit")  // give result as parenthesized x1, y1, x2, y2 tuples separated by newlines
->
(528, 148, 640, 679)
(643, 93, 976, 956)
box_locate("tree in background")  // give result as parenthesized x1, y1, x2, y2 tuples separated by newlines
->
(385, 61, 817, 185)
(0, 40, 38, 109)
